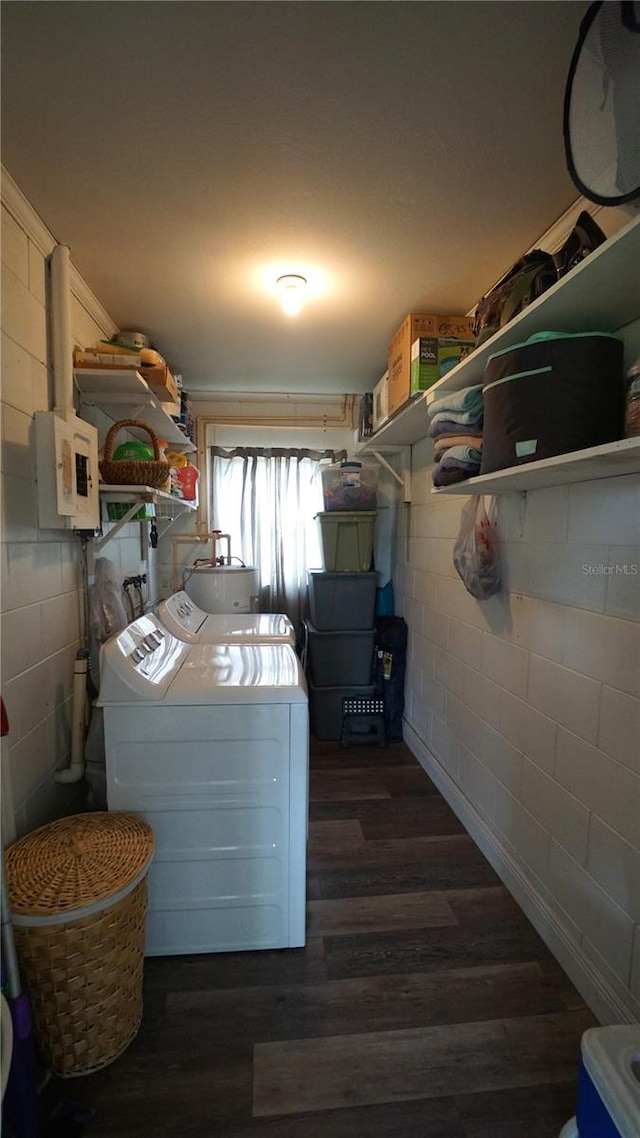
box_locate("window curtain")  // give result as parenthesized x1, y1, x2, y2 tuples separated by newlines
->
(209, 447, 346, 628)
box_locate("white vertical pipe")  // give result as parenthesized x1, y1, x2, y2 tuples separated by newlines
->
(50, 243, 73, 414)
(55, 652, 87, 783)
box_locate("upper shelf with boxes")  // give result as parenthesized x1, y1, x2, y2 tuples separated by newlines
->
(358, 311, 475, 446)
(357, 213, 640, 493)
(74, 332, 196, 451)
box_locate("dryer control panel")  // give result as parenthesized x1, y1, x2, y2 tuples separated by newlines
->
(156, 591, 207, 643)
(157, 592, 296, 646)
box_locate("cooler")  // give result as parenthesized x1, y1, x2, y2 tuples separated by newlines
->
(559, 1026, 640, 1138)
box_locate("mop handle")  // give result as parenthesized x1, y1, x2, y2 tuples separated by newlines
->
(1, 856, 21, 1001)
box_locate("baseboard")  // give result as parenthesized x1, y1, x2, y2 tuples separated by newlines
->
(403, 721, 639, 1026)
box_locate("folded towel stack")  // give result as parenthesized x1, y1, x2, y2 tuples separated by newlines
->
(427, 384, 484, 487)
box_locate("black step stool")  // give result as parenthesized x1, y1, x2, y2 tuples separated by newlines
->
(340, 697, 387, 748)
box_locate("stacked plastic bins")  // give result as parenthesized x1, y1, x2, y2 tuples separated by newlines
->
(308, 461, 378, 740)
(306, 571, 378, 739)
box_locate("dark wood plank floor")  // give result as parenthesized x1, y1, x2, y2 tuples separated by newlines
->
(40, 740, 593, 1137)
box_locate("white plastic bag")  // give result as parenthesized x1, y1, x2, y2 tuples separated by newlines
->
(90, 557, 128, 643)
(453, 496, 501, 600)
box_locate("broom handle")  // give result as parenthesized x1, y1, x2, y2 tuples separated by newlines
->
(1, 855, 21, 1000)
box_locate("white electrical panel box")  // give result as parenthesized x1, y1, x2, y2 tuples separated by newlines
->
(35, 411, 100, 530)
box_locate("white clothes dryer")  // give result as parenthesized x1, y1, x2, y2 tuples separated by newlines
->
(97, 613, 308, 957)
(157, 590, 295, 646)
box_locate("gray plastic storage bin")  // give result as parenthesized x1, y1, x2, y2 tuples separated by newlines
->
(307, 621, 375, 686)
(309, 680, 376, 740)
(307, 570, 378, 631)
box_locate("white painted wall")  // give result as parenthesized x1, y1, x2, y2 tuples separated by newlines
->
(396, 433, 640, 1023)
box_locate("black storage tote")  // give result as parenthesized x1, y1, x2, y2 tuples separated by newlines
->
(373, 617, 408, 741)
(480, 331, 625, 475)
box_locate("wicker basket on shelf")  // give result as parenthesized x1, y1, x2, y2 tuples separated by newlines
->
(99, 418, 171, 488)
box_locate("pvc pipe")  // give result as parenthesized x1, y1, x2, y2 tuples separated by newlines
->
(55, 651, 87, 784)
(50, 243, 73, 415)
(171, 532, 231, 592)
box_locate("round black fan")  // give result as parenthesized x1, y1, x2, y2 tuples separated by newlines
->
(564, 1, 640, 206)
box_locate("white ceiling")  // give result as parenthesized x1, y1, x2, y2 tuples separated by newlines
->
(1, 1, 586, 395)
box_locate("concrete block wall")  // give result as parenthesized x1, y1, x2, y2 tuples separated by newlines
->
(0, 175, 152, 839)
(397, 435, 640, 1023)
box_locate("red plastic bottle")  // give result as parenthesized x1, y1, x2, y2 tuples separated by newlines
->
(177, 462, 199, 501)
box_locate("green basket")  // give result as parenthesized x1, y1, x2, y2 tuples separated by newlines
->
(106, 502, 155, 522)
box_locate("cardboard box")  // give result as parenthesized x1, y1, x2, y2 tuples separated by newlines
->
(410, 337, 476, 395)
(435, 315, 475, 340)
(372, 370, 389, 431)
(387, 313, 475, 415)
(140, 364, 179, 403)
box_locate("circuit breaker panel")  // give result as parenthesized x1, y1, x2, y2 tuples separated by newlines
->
(35, 410, 100, 530)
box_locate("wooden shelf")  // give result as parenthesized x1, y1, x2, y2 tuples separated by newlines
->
(75, 368, 195, 451)
(432, 437, 640, 495)
(355, 400, 432, 449)
(359, 213, 640, 457)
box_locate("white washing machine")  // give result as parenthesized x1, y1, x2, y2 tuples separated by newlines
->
(97, 613, 308, 957)
(157, 591, 295, 646)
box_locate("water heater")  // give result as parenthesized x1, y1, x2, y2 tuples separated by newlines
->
(184, 565, 260, 613)
(35, 410, 100, 531)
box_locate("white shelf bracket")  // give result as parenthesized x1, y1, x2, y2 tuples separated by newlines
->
(371, 447, 412, 502)
(155, 514, 185, 541)
(94, 501, 146, 551)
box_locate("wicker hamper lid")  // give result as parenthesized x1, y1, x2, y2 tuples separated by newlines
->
(5, 812, 154, 923)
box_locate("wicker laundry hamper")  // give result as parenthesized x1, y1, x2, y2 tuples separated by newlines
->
(4, 812, 154, 1078)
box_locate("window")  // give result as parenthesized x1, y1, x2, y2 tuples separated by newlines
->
(209, 446, 345, 627)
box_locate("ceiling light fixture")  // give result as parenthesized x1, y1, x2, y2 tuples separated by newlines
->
(276, 274, 307, 316)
